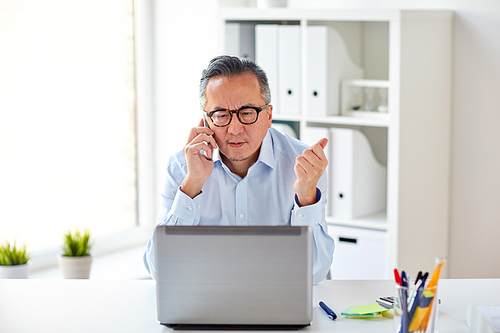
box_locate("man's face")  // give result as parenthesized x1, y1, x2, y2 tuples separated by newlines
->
(204, 72, 272, 168)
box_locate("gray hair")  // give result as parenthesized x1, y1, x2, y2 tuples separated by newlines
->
(199, 55, 271, 110)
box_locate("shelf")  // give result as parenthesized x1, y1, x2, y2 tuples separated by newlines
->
(272, 115, 389, 127)
(326, 212, 387, 231)
(343, 79, 390, 88)
(221, 8, 453, 278)
(306, 115, 389, 127)
(271, 114, 302, 122)
(337, 111, 389, 123)
(219, 8, 402, 22)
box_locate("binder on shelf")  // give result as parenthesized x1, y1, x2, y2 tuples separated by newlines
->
(302, 126, 332, 216)
(307, 26, 363, 117)
(330, 128, 387, 219)
(278, 25, 301, 115)
(256, 24, 279, 114)
(225, 23, 255, 60)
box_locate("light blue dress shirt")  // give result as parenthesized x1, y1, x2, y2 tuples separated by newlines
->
(144, 127, 335, 285)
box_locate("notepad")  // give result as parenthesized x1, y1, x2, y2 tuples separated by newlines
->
(341, 309, 383, 318)
(347, 303, 387, 315)
(341, 302, 391, 320)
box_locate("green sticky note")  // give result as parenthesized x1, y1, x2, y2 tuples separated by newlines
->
(341, 309, 379, 317)
(347, 303, 387, 315)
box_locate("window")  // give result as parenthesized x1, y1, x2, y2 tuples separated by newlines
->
(0, 0, 137, 251)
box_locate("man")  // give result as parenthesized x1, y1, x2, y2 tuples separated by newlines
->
(144, 55, 334, 285)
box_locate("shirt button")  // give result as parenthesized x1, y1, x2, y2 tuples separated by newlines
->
(197, 204, 201, 209)
(238, 182, 243, 186)
(187, 205, 193, 211)
(298, 213, 304, 218)
(239, 213, 244, 218)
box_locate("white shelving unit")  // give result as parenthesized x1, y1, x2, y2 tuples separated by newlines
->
(218, 8, 453, 278)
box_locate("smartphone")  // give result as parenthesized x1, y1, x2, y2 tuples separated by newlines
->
(202, 118, 213, 160)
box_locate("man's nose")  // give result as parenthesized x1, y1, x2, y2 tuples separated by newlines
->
(227, 112, 244, 134)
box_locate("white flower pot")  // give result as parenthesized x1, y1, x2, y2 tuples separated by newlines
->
(0, 263, 29, 279)
(58, 255, 92, 279)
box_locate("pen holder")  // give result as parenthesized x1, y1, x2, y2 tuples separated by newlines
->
(394, 283, 439, 333)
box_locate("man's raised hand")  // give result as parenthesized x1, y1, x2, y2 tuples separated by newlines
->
(293, 138, 328, 206)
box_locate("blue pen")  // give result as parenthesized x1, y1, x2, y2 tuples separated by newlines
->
(401, 271, 409, 333)
(319, 301, 337, 320)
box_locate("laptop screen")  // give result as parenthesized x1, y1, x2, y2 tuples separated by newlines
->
(154, 225, 313, 328)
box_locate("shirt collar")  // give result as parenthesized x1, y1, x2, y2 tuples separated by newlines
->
(212, 129, 276, 170)
(257, 129, 275, 169)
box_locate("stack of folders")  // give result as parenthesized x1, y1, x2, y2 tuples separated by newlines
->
(394, 258, 446, 333)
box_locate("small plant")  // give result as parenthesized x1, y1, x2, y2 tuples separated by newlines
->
(62, 229, 92, 257)
(0, 241, 30, 266)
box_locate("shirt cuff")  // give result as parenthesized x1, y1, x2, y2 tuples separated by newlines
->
(292, 188, 323, 227)
(167, 187, 202, 225)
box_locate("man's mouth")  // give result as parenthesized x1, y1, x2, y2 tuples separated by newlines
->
(228, 142, 245, 148)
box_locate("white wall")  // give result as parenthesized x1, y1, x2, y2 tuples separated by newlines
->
(156, 0, 500, 278)
(152, 0, 219, 216)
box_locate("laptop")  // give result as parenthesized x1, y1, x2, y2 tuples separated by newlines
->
(154, 225, 313, 330)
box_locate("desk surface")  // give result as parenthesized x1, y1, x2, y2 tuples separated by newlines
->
(1, 278, 498, 333)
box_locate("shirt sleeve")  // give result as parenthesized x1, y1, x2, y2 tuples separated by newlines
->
(291, 185, 335, 285)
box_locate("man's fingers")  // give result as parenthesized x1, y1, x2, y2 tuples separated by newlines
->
(198, 118, 204, 127)
(194, 133, 217, 150)
(303, 142, 328, 166)
(185, 141, 214, 160)
(317, 137, 328, 150)
(187, 125, 215, 145)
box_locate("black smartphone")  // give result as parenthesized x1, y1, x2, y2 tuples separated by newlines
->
(202, 118, 213, 160)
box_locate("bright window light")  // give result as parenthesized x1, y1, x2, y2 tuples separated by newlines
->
(0, 0, 137, 251)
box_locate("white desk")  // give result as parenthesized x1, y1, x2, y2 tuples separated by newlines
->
(1, 279, 498, 332)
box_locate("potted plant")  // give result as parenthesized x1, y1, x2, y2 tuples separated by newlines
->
(0, 241, 30, 279)
(57, 228, 93, 279)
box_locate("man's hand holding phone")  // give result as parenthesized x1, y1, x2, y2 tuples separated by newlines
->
(181, 118, 218, 198)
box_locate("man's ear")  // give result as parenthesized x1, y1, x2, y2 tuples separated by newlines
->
(267, 104, 273, 128)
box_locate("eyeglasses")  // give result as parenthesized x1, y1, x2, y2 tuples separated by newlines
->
(204, 105, 268, 127)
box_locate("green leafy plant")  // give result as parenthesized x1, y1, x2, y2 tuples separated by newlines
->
(0, 241, 30, 266)
(62, 229, 93, 257)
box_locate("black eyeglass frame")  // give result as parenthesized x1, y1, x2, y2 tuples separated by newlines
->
(204, 105, 269, 127)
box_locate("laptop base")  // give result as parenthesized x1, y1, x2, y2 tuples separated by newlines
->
(162, 323, 310, 330)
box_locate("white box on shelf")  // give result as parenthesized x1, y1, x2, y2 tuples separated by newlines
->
(279, 25, 301, 115)
(307, 26, 363, 117)
(256, 24, 280, 114)
(327, 224, 387, 279)
(330, 127, 387, 219)
(341, 79, 390, 120)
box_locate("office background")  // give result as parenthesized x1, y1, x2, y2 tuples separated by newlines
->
(1, 0, 499, 279)
(148, 0, 500, 279)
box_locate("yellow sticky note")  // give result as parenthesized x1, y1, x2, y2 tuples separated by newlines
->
(347, 303, 387, 315)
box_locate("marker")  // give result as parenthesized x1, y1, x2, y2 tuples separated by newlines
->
(319, 301, 337, 320)
(394, 268, 402, 286)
